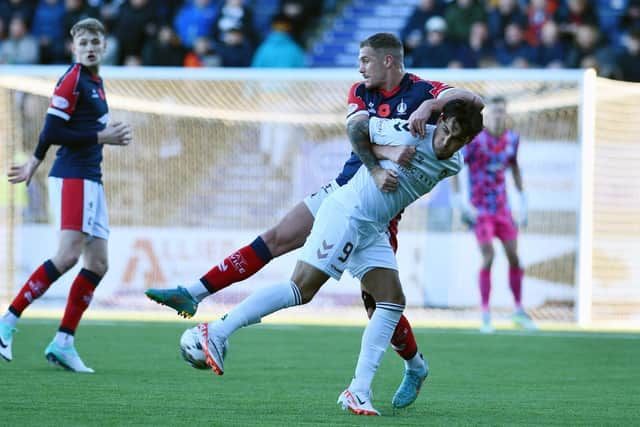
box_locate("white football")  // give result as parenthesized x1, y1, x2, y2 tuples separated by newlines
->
(179, 327, 208, 369)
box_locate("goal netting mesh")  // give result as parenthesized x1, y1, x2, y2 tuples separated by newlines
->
(0, 67, 637, 327)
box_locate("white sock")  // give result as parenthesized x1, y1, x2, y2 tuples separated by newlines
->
(2, 311, 18, 327)
(405, 352, 425, 371)
(349, 302, 404, 393)
(214, 281, 302, 340)
(54, 331, 74, 347)
(186, 281, 211, 303)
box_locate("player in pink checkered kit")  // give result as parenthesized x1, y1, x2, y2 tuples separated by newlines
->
(452, 96, 536, 333)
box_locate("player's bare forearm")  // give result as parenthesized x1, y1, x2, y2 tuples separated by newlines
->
(511, 162, 524, 192)
(372, 144, 415, 167)
(433, 88, 484, 111)
(347, 115, 379, 172)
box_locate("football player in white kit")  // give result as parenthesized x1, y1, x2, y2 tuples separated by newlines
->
(185, 98, 483, 416)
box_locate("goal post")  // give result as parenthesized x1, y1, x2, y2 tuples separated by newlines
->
(0, 65, 637, 327)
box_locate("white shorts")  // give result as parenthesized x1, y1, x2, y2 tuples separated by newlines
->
(48, 177, 110, 239)
(299, 194, 397, 281)
(302, 179, 340, 217)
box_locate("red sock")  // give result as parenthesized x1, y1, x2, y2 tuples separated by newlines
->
(479, 268, 491, 311)
(509, 267, 524, 309)
(390, 315, 418, 360)
(59, 269, 102, 334)
(9, 260, 61, 316)
(200, 237, 272, 293)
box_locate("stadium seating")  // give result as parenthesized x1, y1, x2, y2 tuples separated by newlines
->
(310, 0, 417, 67)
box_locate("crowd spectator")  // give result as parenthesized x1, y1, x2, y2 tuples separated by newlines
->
(112, 0, 158, 64)
(0, 15, 39, 64)
(174, 0, 218, 50)
(536, 20, 566, 67)
(594, 0, 629, 45)
(455, 20, 495, 68)
(444, 0, 485, 44)
(217, 26, 253, 67)
(555, 0, 599, 43)
(567, 23, 620, 78)
(616, 30, 640, 82)
(0, 0, 638, 83)
(278, 0, 324, 48)
(495, 21, 537, 67)
(183, 36, 221, 67)
(0, 0, 35, 29)
(411, 16, 457, 68)
(142, 24, 185, 66)
(619, 0, 640, 38)
(525, 0, 557, 46)
(400, 0, 445, 56)
(31, 0, 67, 64)
(487, 0, 527, 42)
(212, 0, 259, 49)
(252, 13, 305, 67)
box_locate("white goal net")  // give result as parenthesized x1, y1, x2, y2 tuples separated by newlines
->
(0, 66, 637, 327)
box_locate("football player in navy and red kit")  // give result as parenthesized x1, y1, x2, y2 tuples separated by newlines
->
(0, 18, 132, 372)
(146, 32, 481, 407)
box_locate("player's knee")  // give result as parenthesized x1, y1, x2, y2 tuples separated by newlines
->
(260, 227, 289, 257)
(87, 259, 108, 276)
(481, 250, 494, 268)
(54, 252, 81, 272)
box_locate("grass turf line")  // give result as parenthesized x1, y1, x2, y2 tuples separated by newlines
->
(1, 320, 638, 426)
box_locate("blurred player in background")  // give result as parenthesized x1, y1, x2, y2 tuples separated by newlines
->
(451, 96, 535, 333)
(0, 18, 132, 372)
(182, 99, 484, 416)
(146, 32, 481, 408)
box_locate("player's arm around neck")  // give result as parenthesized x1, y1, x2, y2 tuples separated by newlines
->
(346, 114, 398, 192)
(410, 88, 484, 138)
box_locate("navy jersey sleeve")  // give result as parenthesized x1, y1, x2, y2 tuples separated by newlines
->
(47, 64, 82, 121)
(34, 115, 99, 160)
(33, 65, 99, 160)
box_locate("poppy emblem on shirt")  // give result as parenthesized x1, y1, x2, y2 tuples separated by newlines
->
(378, 104, 391, 117)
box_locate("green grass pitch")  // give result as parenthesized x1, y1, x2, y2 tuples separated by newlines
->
(1, 319, 638, 426)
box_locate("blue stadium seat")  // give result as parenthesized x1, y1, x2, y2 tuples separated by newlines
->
(310, 0, 418, 67)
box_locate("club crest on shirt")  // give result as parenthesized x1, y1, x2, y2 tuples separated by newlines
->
(52, 95, 69, 109)
(396, 99, 408, 115)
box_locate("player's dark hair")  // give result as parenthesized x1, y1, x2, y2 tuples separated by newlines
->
(442, 99, 484, 139)
(360, 32, 404, 63)
(70, 18, 106, 38)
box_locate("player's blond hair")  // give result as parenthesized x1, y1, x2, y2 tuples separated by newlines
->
(70, 18, 106, 38)
(360, 33, 404, 66)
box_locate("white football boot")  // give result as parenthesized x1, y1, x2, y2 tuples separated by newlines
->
(480, 311, 495, 334)
(0, 321, 16, 362)
(194, 323, 228, 375)
(337, 389, 380, 416)
(44, 340, 94, 373)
